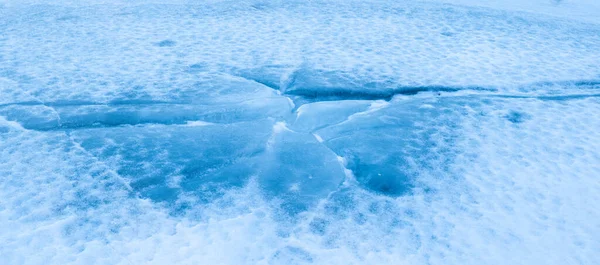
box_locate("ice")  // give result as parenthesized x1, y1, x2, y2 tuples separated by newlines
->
(69, 120, 274, 209)
(1, 0, 600, 264)
(0, 75, 294, 130)
(260, 122, 346, 213)
(292, 100, 373, 132)
(311, 95, 469, 196)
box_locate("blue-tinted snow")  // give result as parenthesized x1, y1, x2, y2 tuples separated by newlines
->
(1, 0, 600, 264)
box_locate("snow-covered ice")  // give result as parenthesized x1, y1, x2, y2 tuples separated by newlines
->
(1, 0, 599, 264)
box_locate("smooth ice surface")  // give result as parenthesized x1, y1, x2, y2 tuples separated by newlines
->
(1, 0, 600, 264)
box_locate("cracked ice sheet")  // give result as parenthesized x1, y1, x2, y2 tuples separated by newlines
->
(2, 95, 600, 264)
(1, 1, 600, 265)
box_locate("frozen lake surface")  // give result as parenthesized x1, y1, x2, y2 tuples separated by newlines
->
(1, 0, 600, 264)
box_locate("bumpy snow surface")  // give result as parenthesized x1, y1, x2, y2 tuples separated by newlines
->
(1, 0, 600, 264)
